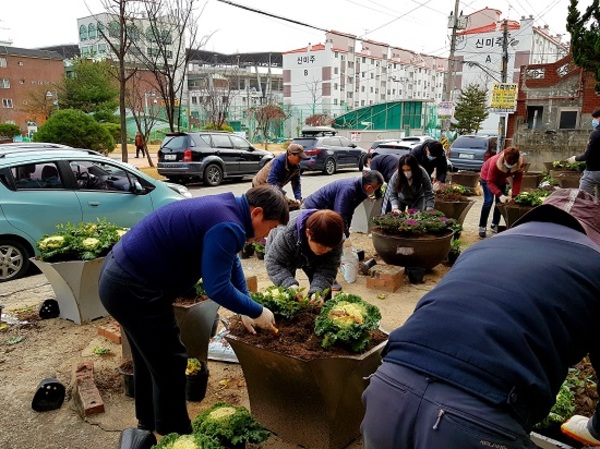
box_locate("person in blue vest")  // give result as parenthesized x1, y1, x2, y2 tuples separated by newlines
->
(361, 188, 600, 449)
(301, 170, 384, 237)
(98, 185, 288, 437)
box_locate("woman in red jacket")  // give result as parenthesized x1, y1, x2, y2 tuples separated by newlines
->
(478, 146, 525, 238)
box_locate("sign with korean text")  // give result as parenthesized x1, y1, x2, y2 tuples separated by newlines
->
(490, 83, 518, 112)
(437, 101, 455, 117)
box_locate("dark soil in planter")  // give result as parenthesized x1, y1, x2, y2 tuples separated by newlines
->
(173, 294, 210, 306)
(435, 192, 469, 202)
(227, 310, 387, 361)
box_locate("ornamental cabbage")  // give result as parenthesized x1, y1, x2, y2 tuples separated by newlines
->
(250, 285, 311, 319)
(151, 432, 220, 449)
(38, 235, 65, 251)
(314, 293, 381, 352)
(192, 401, 270, 446)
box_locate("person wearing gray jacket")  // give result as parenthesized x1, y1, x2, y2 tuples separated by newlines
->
(265, 209, 344, 299)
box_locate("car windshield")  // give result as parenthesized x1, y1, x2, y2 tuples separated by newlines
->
(453, 137, 487, 149)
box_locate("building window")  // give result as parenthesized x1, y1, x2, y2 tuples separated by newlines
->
(97, 22, 105, 36)
(0, 58, 6, 68)
(558, 109, 578, 129)
(334, 52, 338, 58)
(0, 78, 9, 88)
(2, 98, 14, 108)
(79, 24, 88, 41)
(334, 67, 338, 75)
(88, 23, 96, 39)
(341, 55, 345, 61)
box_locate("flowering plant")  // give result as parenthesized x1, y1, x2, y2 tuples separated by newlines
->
(372, 209, 461, 236)
(37, 219, 128, 262)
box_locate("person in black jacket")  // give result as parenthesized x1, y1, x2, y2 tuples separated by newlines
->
(410, 140, 447, 184)
(568, 107, 600, 197)
(361, 188, 600, 449)
(367, 153, 400, 183)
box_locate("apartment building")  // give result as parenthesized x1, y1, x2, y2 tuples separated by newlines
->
(0, 46, 64, 135)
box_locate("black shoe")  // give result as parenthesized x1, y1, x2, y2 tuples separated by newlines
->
(490, 224, 499, 234)
(119, 428, 156, 449)
(479, 226, 487, 238)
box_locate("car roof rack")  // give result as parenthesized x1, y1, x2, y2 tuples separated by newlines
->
(0, 147, 102, 158)
(300, 126, 337, 137)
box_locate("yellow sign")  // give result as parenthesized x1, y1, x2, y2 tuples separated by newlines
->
(490, 83, 518, 112)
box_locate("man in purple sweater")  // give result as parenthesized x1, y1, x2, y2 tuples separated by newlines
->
(99, 185, 288, 437)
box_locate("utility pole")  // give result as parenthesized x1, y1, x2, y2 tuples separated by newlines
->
(498, 19, 509, 152)
(444, 0, 461, 102)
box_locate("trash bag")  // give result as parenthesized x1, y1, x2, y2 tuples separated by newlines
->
(341, 245, 359, 284)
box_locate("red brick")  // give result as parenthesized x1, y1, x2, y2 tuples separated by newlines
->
(98, 322, 121, 344)
(73, 362, 105, 417)
(246, 276, 258, 293)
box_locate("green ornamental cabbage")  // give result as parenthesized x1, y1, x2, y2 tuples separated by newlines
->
(151, 432, 220, 449)
(250, 285, 310, 319)
(314, 293, 382, 352)
(191, 402, 270, 446)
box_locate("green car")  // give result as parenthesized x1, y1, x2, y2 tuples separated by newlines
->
(0, 146, 191, 282)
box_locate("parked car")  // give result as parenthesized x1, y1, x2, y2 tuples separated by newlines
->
(398, 135, 435, 148)
(0, 146, 191, 282)
(293, 126, 368, 175)
(157, 132, 274, 186)
(368, 139, 400, 154)
(0, 142, 73, 150)
(448, 134, 498, 171)
(370, 142, 412, 158)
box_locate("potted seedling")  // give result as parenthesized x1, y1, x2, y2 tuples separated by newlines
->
(253, 241, 265, 260)
(185, 357, 209, 402)
(192, 401, 271, 448)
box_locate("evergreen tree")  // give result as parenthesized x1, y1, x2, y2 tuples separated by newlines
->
(567, 0, 600, 91)
(451, 84, 489, 134)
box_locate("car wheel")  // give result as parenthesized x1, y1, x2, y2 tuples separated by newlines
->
(0, 239, 31, 282)
(203, 164, 223, 186)
(358, 156, 366, 171)
(323, 158, 336, 175)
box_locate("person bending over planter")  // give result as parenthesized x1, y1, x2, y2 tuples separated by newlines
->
(382, 154, 434, 215)
(478, 146, 525, 238)
(409, 140, 448, 184)
(361, 188, 600, 449)
(98, 185, 288, 437)
(265, 209, 345, 302)
(302, 170, 384, 238)
(252, 143, 308, 208)
(366, 153, 400, 183)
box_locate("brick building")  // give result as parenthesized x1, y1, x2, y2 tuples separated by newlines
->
(0, 47, 64, 135)
(508, 53, 600, 170)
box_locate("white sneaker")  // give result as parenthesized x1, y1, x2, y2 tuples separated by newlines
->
(490, 224, 499, 234)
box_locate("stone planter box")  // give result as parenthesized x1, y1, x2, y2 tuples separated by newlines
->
(351, 198, 384, 233)
(521, 172, 545, 192)
(549, 170, 581, 189)
(448, 171, 480, 190)
(433, 199, 475, 226)
(225, 334, 387, 449)
(371, 229, 454, 269)
(530, 431, 574, 449)
(496, 204, 535, 228)
(30, 257, 107, 325)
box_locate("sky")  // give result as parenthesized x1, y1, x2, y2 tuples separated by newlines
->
(0, 0, 590, 58)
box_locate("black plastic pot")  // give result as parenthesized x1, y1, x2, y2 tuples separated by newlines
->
(31, 377, 65, 412)
(118, 362, 135, 398)
(406, 267, 426, 284)
(186, 361, 209, 402)
(446, 250, 461, 265)
(255, 251, 265, 260)
(118, 428, 157, 449)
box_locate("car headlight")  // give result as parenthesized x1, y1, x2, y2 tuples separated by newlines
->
(165, 182, 192, 198)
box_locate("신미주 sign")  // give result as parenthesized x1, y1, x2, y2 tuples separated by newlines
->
(490, 83, 518, 112)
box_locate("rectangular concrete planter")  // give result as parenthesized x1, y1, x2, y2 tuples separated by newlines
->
(31, 257, 107, 325)
(530, 431, 574, 449)
(225, 334, 387, 449)
(521, 172, 545, 191)
(448, 171, 480, 190)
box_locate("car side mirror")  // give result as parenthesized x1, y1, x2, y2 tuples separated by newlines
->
(132, 181, 145, 194)
(248, 146, 256, 151)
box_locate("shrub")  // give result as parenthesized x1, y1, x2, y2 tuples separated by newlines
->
(33, 109, 115, 153)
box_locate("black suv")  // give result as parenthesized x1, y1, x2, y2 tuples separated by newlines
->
(157, 132, 274, 186)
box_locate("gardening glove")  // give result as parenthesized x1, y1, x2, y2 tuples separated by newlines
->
(309, 293, 324, 307)
(561, 415, 600, 446)
(391, 208, 401, 217)
(241, 307, 277, 335)
(499, 195, 509, 204)
(567, 156, 577, 164)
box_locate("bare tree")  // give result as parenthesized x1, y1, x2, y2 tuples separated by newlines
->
(133, 0, 209, 132)
(22, 85, 58, 122)
(305, 113, 333, 126)
(252, 103, 286, 150)
(96, 0, 143, 162)
(305, 79, 322, 116)
(125, 71, 162, 167)
(195, 62, 239, 129)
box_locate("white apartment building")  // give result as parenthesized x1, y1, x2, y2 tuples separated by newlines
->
(282, 31, 447, 136)
(452, 8, 568, 133)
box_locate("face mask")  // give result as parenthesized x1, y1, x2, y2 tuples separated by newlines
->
(426, 154, 436, 161)
(404, 171, 412, 180)
(504, 162, 516, 169)
(592, 119, 599, 128)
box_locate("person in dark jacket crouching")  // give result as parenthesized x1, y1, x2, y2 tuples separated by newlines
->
(361, 188, 600, 449)
(99, 185, 288, 437)
(265, 209, 344, 302)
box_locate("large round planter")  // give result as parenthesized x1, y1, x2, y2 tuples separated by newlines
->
(549, 169, 581, 188)
(496, 204, 535, 228)
(521, 172, 545, 192)
(448, 171, 480, 190)
(225, 334, 387, 449)
(30, 257, 107, 325)
(433, 199, 475, 225)
(371, 229, 454, 269)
